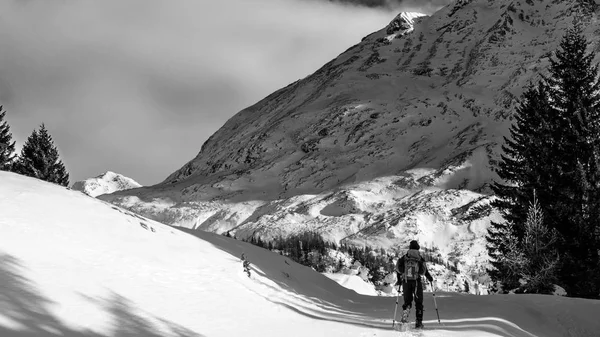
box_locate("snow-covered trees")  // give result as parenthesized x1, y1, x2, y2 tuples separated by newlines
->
(497, 192, 559, 294)
(518, 193, 559, 293)
(0, 106, 16, 170)
(488, 24, 600, 298)
(13, 124, 69, 187)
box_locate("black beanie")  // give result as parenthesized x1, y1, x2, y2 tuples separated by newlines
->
(409, 240, 420, 250)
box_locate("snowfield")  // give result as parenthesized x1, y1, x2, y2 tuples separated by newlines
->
(323, 272, 379, 296)
(2, 172, 600, 337)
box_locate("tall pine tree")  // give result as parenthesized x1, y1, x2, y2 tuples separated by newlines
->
(489, 23, 600, 298)
(487, 83, 555, 291)
(0, 106, 16, 170)
(13, 124, 70, 187)
(543, 24, 600, 298)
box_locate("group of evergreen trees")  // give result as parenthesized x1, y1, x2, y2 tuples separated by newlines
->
(239, 232, 346, 273)
(487, 24, 600, 298)
(0, 106, 69, 186)
(240, 231, 336, 272)
(233, 230, 455, 285)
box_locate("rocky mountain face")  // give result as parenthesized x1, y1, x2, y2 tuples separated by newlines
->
(72, 171, 142, 197)
(101, 0, 600, 275)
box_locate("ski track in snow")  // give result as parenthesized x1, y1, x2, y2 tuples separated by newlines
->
(2, 172, 600, 337)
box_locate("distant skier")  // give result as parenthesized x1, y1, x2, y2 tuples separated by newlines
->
(395, 240, 434, 329)
(241, 253, 251, 277)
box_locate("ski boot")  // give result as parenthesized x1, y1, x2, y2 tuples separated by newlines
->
(400, 308, 410, 323)
(414, 308, 424, 329)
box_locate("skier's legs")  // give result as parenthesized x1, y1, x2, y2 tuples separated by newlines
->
(415, 280, 424, 322)
(402, 281, 414, 310)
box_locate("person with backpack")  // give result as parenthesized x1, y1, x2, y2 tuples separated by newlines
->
(395, 240, 434, 329)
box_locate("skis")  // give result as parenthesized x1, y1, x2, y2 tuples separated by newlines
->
(396, 322, 411, 332)
(394, 323, 425, 334)
(394, 309, 413, 332)
(393, 309, 426, 334)
(394, 323, 425, 335)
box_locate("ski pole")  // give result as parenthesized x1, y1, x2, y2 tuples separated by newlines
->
(392, 283, 401, 328)
(401, 273, 412, 328)
(431, 280, 441, 324)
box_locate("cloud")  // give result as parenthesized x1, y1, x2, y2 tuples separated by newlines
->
(0, 0, 443, 185)
(320, 0, 453, 12)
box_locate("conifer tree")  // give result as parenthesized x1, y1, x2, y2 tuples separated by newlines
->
(13, 124, 70, 186)
(0, 106, 16, 170)
(487, 83, 554, 290)
(489, 24, 600, 298)
(499, 192, 559, 294)
(541, 24, 600, 298)
(520, 192, 559, 294)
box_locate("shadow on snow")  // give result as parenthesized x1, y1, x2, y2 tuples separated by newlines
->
(0, 253, 204, 337)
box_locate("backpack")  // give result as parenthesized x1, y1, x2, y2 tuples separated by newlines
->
(404, 255, 420, 281)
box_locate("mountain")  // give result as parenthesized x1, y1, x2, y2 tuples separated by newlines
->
(2, 170, 600, 337)
(101, 0, 600, 275)
(324, 0, 453, 10)
(72, 171, 142, 197)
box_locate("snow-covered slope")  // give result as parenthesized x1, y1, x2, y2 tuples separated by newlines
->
(72, 171, 142, 197)
(157, 0, 600, 192)
(101, 1, 600, 275)
(2, 171, 600, 337)
(323, 272, 379, 296)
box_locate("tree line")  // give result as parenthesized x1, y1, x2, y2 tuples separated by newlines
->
(228, 230, 457, 284)
(0, 106, 69, 186)
(487, 23, 600, 298)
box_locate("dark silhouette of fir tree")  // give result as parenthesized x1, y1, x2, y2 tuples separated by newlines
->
(487, 83, 555, 291)
(13, 124, 70, 187)
(488, 23, 600, 298)
(0, 106, 16, 171)
(545, 24, 600, 298)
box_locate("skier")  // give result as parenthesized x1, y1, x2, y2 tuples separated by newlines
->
(395, 240, 434, 329)
(241, 253, 251, 277)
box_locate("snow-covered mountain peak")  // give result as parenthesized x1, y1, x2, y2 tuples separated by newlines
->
(102, 0, 600, 276)
(72, 171, 142, 197)
(158, 0, 600, 191)
(98, 170, 118, 178)
(385, 12, 427, 39)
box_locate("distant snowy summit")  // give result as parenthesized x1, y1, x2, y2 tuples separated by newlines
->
(384, 12, 427, 39)
(72, 171, 142, 197)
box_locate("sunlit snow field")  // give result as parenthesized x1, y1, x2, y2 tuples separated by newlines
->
(1, 171, 599, 337)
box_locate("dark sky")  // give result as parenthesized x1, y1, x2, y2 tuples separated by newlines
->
(0, 0, 449, 186)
